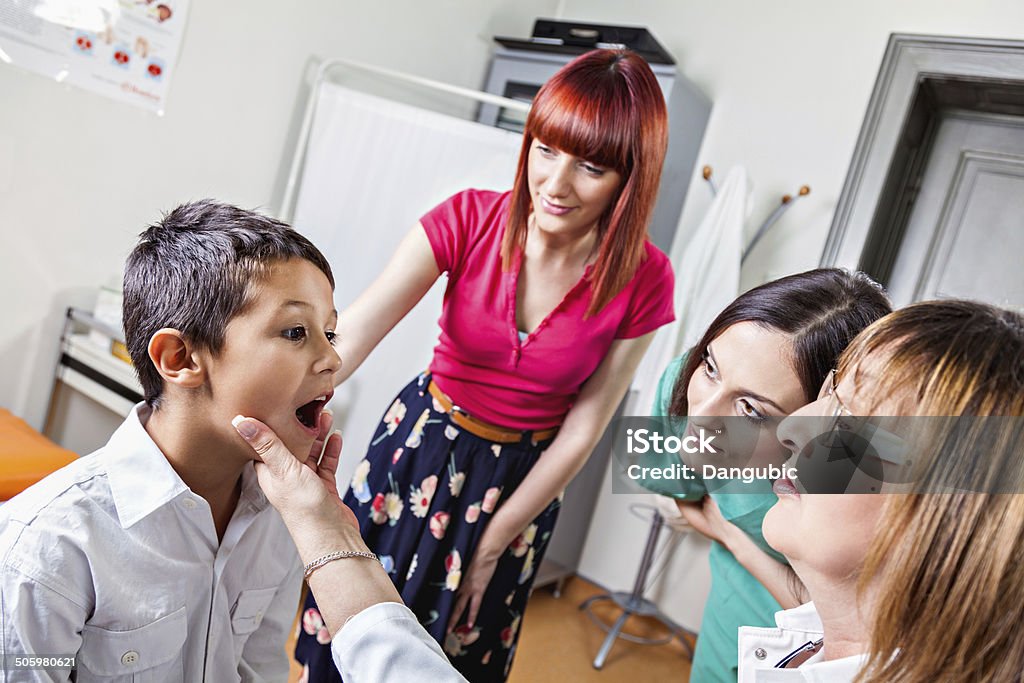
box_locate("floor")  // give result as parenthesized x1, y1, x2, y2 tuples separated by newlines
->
(287, 576, 693, 682)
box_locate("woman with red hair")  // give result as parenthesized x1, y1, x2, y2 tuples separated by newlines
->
(296, 49, 675, 682)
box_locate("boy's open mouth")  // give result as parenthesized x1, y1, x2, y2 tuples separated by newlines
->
(296, 390, 333, 430)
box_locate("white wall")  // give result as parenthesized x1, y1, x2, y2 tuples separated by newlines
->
(567, 0, 1024, 630)
(0, 0, 557, 429)
(7, 0, 1024, 637)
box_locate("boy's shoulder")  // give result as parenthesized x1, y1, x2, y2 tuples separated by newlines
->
(2, 405, 187, 538)
(0, 448, 118, 609)
(2, 449, 111, 526)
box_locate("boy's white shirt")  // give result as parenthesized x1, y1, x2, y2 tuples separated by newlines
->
(0, 403, 302, 683)
(738, 602, 868, 682)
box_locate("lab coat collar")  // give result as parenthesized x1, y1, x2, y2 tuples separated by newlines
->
(745, 603, 867, 682)
(793, 650, 868, 681)
(105, 403, 267, 528)
(774, 601, 824, 634)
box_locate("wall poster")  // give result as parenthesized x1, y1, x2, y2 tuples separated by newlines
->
(0, 0, 188, 114)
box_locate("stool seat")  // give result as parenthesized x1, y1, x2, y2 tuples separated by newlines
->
(0, 408, 78, 500)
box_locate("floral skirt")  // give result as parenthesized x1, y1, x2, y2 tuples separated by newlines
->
(295, 372, 561, 682)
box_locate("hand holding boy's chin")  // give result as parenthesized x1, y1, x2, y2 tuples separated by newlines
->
(231, 413, 359, 538)
(229, 411, 318, 467)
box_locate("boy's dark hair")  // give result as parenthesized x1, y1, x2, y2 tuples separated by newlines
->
(123, 199, 334, 407)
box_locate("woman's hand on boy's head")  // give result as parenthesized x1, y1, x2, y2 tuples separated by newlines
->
(232, 414, 357, 529)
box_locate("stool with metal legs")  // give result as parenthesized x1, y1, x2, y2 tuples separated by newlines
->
(579, 510, 695, 669)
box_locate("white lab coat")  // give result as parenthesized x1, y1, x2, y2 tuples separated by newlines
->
(629, 165, 747, 413)
(329, 600, 869, 682)
(737, 602, 867, 682)
(331, 603, 466, 682)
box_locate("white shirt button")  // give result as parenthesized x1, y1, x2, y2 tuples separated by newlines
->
(121, 650, 139, 666)
(754, 647, 767, 660)
(182, 497, 198, 510)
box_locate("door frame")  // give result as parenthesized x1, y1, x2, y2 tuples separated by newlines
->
(820, 33, 1024, 278)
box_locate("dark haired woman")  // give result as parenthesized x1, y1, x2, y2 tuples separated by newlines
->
(296, 49, 675, 682)
(648, 268, 890, 682)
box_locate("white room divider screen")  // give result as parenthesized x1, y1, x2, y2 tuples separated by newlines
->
(288, 79, 522, 489)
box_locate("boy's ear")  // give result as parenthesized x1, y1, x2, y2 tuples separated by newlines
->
(148, 328, 205, 388)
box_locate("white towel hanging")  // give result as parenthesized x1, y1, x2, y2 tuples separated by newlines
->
(629, 166, 749, 414)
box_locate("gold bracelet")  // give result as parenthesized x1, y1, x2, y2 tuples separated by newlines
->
(303, 550, 380, 581)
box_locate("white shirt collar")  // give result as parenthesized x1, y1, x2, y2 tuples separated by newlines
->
(791, 651, 868, 682)
(774, 601, 825, 634)
(768, 603, 866, 682)
(104, 403, 267, 528)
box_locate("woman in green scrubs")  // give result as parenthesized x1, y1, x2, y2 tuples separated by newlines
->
(647, 268, 890, 682)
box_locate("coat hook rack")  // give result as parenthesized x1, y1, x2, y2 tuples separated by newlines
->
(701, 165, 810, 264)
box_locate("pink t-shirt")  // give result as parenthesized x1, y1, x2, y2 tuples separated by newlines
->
(422, 189, 675, 430)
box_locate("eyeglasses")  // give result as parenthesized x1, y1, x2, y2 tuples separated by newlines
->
(776, 638, 824, 669)
(817, 368, 907, 468)
(819, 369, 862, 435)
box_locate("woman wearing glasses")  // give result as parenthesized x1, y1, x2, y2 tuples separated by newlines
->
(647, 268, 891, 682)
(741, 299, 1024, 680)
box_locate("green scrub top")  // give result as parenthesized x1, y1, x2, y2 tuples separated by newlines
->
(648, 356, 787, 683)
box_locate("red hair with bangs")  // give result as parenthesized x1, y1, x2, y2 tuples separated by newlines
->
(501, 49, 668, 317)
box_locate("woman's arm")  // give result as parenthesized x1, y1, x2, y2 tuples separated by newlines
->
(447, 332, 656, 631)
(484, 332, 656, 549)
(233, 415, 467, 683)
(333, 224, 441, 385)
(234, 415, 402, 630)
(683, 497, 807, 609)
